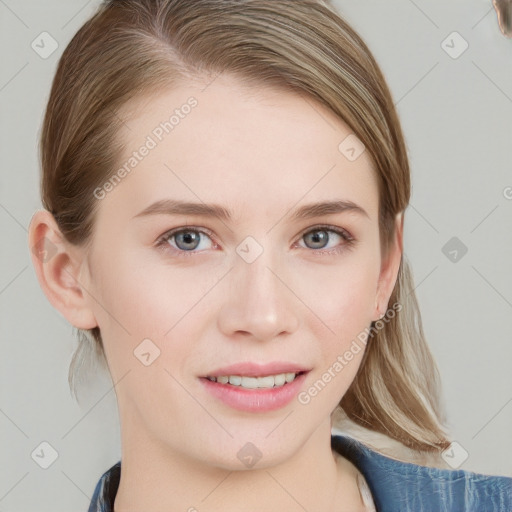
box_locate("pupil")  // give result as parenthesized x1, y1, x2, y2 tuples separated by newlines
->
(308, 230, 327, 248)
(178, 231, 199, 250)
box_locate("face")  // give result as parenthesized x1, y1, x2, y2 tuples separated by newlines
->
(79, 74, 387, 469)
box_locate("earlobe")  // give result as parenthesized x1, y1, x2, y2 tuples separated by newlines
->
(28, 209, 98, 330)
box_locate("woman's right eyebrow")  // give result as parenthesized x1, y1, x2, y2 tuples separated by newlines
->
(132, 199, 231, 222)
(131, 198, 370, 223)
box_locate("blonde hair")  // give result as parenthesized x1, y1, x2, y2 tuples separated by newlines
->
(39, 0, 451, 461)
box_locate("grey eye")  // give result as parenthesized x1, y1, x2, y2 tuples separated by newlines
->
(303, 230, 331, 249)
(173, 230, 202, 251)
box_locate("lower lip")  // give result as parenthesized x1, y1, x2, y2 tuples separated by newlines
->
(199, 372, 308, 412)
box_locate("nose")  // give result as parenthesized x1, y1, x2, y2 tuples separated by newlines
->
(217, 248, 301, 343)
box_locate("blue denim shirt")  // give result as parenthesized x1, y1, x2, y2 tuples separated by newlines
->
(88, 434, 512, 511)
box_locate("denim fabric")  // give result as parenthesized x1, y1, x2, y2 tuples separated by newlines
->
(331, 435, 512, 512)
(88, 434, 512, 511)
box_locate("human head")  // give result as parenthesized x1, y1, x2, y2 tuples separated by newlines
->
(29, 0, 449, 457)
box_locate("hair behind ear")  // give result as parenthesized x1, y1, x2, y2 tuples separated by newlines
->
(68, 327, 110, 402)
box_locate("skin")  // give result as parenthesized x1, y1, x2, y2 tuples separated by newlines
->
(29, 73, 403, 512)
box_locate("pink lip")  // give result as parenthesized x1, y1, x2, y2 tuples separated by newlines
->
(199, 371, 309, 412)
(204, 361, 311, 378)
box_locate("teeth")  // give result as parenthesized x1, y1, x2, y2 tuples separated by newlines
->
(207, 372, 299, 389)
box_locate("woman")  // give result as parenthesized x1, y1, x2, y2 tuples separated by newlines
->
(28, 0, 512, 510)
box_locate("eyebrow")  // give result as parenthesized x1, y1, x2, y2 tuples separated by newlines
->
(132, 198, 370, 222)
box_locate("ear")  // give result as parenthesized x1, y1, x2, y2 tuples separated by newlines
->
(372, 212, 404, 321)
(28, 209, 98, 330)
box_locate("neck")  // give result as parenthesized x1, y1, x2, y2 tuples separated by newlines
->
(113, 414, 363, 512)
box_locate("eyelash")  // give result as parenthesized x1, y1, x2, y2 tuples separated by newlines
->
(155, 224, 355, 258)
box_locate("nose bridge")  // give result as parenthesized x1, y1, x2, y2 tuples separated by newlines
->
(235, 242, 283, 314)
(238, 245, 279, 299)
(217, 238, 300, 340)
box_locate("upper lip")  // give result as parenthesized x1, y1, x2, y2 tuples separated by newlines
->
(204, 361, 311, 378)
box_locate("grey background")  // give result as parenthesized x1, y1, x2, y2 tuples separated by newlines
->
(1, 0, 511, 510)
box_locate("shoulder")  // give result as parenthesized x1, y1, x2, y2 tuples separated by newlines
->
(331, 434, 512, 512)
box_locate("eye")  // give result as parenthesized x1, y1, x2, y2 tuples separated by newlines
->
(155, 227, 215, 256)
(155, 224, 355, 258)
(297, 225, 355, 254)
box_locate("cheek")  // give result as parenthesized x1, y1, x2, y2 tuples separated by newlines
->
(91, 250, 218, 375)
(297, 253, 380, 334)
(303, 268, 376, 407)
(87, 252, 170, 372)
(296, 252, 380, 382)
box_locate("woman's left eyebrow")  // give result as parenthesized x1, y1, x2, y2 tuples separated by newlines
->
(131, 198, 370, 222)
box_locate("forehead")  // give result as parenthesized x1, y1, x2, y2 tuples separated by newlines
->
(99, 74, 378, 225)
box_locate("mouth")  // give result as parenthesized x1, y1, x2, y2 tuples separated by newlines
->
(199, 370, 310, 412)
(204, 371, 308, 390)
